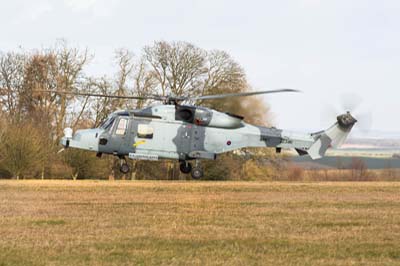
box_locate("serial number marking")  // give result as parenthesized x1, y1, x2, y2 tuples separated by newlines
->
(128, 153, 159, 161)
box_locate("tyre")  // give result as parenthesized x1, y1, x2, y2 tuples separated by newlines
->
(179, 162, 192, 174)
(120, 163, 130, 174)
(191, 167, 203, 180)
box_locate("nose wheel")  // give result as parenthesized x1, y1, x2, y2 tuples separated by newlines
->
(119, 157, 130, 174)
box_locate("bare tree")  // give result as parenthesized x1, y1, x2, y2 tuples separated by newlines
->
(13, 42, 90, 141)
(132, 57, 157, 108)
(0, 52, 27, 122)
(54, 41, 89, 139)
(199, 50, 247, 109)
(144, 41, 207, 97)
(20, 53, 59, 132)
(113, 48, 134, 109)
(143, 42, 170, 96)
(202, 50, 247, 96)
(88, 77, 114, 127)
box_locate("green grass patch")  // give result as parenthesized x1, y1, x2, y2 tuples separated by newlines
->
(31, 219, 66, 226)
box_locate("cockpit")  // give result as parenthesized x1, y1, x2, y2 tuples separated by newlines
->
(99, 111, 130, 130)
(99, 115, 116, 130)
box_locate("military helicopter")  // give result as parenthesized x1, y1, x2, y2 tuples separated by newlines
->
(50, 89, 356, 179)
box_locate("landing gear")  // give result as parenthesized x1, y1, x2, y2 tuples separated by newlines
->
(119, 157, 130, 174)
(180, 160, 204, 179)
(191, 167, 204, 179)
(190, 160, 203, 180)
(179, 161, 192, 174)
(120, 163, 130, 174)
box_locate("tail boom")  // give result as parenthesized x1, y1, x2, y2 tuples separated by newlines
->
(293, 112, 357, 159)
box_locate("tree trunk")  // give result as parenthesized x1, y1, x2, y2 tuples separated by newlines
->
(72, 173, 78, 180)
(108, 169, 115, 181)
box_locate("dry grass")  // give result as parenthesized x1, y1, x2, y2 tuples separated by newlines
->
(1, 180, 400, 265)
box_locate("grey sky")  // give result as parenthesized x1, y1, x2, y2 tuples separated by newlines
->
(1, 0, 399, 134)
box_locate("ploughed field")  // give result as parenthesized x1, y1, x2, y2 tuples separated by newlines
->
(1, 181, 400, 265)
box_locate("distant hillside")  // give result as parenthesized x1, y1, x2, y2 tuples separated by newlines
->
(291, 156, 400, 170)
(345, 137, 400, 149)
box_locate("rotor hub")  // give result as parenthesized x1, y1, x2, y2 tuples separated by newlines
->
(337, 111, 357, 130)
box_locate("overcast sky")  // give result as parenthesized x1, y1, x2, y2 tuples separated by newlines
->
(1, 0, 399, 134)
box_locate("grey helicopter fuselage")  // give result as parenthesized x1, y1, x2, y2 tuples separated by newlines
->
(61, 104, 357, 162)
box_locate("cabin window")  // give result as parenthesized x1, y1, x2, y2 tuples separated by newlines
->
(137, 124, 154, 139)
(115, 118, 128, 135)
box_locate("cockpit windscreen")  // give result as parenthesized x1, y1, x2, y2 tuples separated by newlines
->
(99, 115, 116, 130)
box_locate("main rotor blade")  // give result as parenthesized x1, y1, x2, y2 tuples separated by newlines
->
(34, 90, 161, 101)
(34, 88, 300, 103)
(187, 88, 300, 101)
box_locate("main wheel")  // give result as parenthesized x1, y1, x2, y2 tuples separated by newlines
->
(191, 167, 203, 180)
(179, 161, 192, 174)
(120, 163, 130, 174)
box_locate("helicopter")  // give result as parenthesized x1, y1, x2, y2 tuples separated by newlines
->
(49, 89, 356, 179)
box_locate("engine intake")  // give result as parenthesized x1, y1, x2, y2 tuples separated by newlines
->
(175, 106, 244, 128)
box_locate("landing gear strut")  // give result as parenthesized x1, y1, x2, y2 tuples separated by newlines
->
(119, 157, 130, 174)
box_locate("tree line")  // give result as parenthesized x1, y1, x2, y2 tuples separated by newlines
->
(0, 40, 275, 180)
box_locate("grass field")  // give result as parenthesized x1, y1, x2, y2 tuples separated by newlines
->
(1, 181, 400, 265)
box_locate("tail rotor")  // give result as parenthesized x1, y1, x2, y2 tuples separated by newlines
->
(321, 93, 373, 136)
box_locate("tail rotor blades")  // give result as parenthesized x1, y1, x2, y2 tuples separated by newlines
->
(321, 93, 373, 135)
(355, 112, 373, 134)
(340, 93, 363, 114)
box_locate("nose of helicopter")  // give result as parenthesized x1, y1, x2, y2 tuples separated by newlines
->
(60, 128, 104, 152)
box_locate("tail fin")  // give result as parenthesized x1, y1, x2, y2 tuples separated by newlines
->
(307, 112, 357, 159)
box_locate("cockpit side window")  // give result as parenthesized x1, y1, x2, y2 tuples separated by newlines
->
(115, 118, 128, 135)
